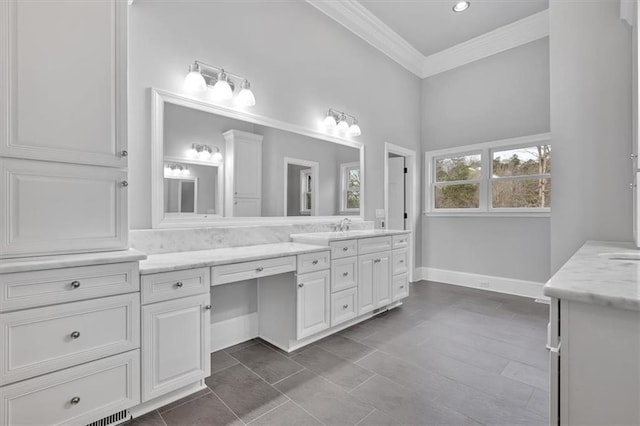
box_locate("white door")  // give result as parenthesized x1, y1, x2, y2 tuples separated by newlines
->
(357, 254, 376, 315)
(1, 0, 128, 168)
(233, 198, 262, 217)
(388, 156, 406, 230)
(142, 294, 211, 402)
(374, 253, 392, 308)
(296, 270, 330, 339)
(233, 138, 262, 199)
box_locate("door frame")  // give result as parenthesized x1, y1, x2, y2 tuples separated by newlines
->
(384, 142, 417, 282)
(283, 157, 319, 216)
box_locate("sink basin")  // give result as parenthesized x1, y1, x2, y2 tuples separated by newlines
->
(598, 252, 640, 261)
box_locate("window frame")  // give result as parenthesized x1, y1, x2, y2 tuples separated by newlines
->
(424, 133, 551, 217)
(340, 162, 361, 214)
(300, 168, 312, 214)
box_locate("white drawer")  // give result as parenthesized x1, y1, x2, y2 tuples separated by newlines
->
(0, 262, 139, 312)
(331, 257, 358, 293)
(358, 236, 392, 255)
(331, 288, 358, 327)
(330, 240, 358, 259)
(392, 249, 409, 276)
(212, 256, 296, 286)
(0, 293, 139, 386)
(297, 251, 331, 274)
(392, 273, 410, 301)
(141, 267, 209, 304)
(0, 350, 140, 426)
(392, 234, 410, 249)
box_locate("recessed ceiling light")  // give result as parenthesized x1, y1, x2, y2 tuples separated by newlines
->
(452, 1, 470, 12)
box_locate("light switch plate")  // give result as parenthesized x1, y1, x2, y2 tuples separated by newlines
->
(375, 209, 385, 218)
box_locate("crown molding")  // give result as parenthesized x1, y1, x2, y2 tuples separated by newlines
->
(619, 0, 636, 26)
(305, 0, 424, 76)
(421, 9, 549, 78)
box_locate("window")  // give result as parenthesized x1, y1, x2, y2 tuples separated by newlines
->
(425, 134, 551, 215)
(300, 169, 312, 214)
(340, 162, 360, 213)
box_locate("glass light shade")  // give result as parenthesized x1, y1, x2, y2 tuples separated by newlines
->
(337, 114, 349, 132)
(197, 150, 210, 160)
(324, 113, 337, 129)
(237, 80, 256, 106)
(211, 70, 233, 101)
(164, 165, 172, 176)
(349, 123, 362, 136)
(184, 64, 207, 93)
(452, 1, 470, 12)
(211, 151, 223, 162)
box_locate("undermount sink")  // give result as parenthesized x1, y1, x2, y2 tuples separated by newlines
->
(598, 252, 640, 261)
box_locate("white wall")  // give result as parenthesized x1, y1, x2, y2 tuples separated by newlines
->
(549, 1, 633, 273)
(421, 38, 551, 283)
(128, 1, 421, 241)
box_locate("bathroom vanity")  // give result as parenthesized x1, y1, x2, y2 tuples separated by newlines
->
(544, 241, 640, 426)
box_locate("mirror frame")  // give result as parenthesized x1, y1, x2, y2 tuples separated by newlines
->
(151, 88, 365, 228)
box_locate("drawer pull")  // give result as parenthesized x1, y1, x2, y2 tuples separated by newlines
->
(176, 282, 183, 288)
(343, 272, 349, 277)
(70, 281, 81, 289)
(70, 396, 81, 405)
(120, 150, 128, 157)
(70, 331, 81, 339)
(399, 260, 405, 264)
(312, 260, 319, 265)
(298, 283, 304, 288)
(343, 304, 349, 309)
(121, 180, 128, 187)
(400, 285, 405, 289)
(205, 305, 212, 310)
(256, 266, 264, 273)
(342, 247, 348, 252)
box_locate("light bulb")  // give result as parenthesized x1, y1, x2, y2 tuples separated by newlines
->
(452, 1, 470, 12)
(184, 62, 207, 93)
(188, 145, 198, 158)
(164, 165, 171, 176)
(324, 110, 337, 129)
(349, 120, 361, 136)
(211, 70, 233, 101)
(337, 114, 349, 132)
(198, 149, 210, 160)
(237, 79, 256, 107)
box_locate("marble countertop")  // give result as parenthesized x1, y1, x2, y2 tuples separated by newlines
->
(544, 241, 640, 311)
(139, 242, 330, 275)
(291, 229, 411, 244)
(0, 249, 148, 274)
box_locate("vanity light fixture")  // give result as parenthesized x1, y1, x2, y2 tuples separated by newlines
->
(323, 108, 362, 136)
(188, 143, 223, 162)
(164, 163, 190, 177)
(452, 1, 470, 12)
(183, 61, 256, 105)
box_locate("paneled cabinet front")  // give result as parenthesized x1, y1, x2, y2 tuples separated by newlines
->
(0, 0, 128, 167)
(357, 251, 392, 315)
(296, 270, 330, 339)
(142, 293, 211, 402)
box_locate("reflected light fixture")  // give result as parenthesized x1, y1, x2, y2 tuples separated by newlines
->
(452, 1, 470, 12)
(184, 60, 256, 106)
(164, 163, 190, 177)
(188, 143, 223, 162)
(323, 108, 361, 137)
(211, 147, 223, 163)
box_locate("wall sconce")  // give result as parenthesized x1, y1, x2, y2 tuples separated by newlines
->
(188, 143, 223, 162)
(184, 61, 256, 106)
(164, 163, 190, 177)
(323, 108, 361, 136)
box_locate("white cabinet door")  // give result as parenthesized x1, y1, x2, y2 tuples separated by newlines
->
(223, 130, 263, 217)
(374, 253, 392, 308)
(0, 158, 128, 258)
(142, 294, 211, 402)
(233, 198, 262, 217)
(0, 0, 128, 167)
(358, 254, 376, 315)
(233, 137, 262, 199)
(296, 270, 330, 339)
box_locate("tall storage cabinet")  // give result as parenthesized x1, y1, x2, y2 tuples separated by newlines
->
(0, 0, 129, 258)
(223, 130, 263, 217)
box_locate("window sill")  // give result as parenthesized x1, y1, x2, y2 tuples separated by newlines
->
(423, 211, 551, 218)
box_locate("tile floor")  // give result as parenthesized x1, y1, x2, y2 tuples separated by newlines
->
(131, 281, 549, 426)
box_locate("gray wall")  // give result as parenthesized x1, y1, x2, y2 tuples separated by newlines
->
(421, 38, 551, 283)
(549, 1, 633, 273)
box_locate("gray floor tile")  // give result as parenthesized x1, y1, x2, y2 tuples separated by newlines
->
(229, 343, 304, 384)
(527, 388, 550, 418)
(501, 360, 549, 391)
(158, 388, 212, 414)
(419, 334, 512, 374)
(351, 374, 480, 425)
(249, 401, 322, 425)
(161, 393, 242, 426)
(206, 364, 289, 423)
(356, 409, 397, 426)
(292, 346, 374, 391)
(224, 339, 259, 354)
(315, 334, 375, 362)
(211, 350, 239, 374)
(274, 369, 374, 425)
(129, 410, 165, 426)
(338, 323, 377, 342)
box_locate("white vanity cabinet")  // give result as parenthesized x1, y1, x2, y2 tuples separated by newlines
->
(296, 270, 331, 339)
(223, 130, 263, 217)
(358, 251, 392, 315)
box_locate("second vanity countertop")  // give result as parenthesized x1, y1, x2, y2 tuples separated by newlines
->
(291, 229, 411, 244)
(543, 241, 640, 311)
(139, 242, 330, 275)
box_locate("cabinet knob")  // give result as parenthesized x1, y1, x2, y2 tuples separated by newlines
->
(343, 304, 349, 309)
(120, 150, 128, 157)
(234, 201, 238, 205)
(631, 183, 637, 189)
(342, 247, 348, 252)
(298, 283, 304, 288)
(205, 305, 212, 310)
(70, 281, 81, 289)
(70, 397, 81, 405)
(121, 180, 128, 187)
(399, 260, 404, 263)
(312, 260, 319, 265)
(343, 272, 349, 277)
(256, 266, 264, 273)
(631, 153, 638, 160)
(70, 331, 81, 339)
(234, 191, 238, 195)
(176, 281, 183, 288)
(400, 285, 405, 289)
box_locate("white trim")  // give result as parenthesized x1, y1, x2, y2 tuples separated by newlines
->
(151, 88, 365, 228)
(383, 142, 418, 282)
(305, 0, 424, 76)
(421, 10, 549, 78)
(620, 0, 636, 26)
(283, 157, 320, 216)
(415, 267, 547, 300)
(209, 312, 259, 353)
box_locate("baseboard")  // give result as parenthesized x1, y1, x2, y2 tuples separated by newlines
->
(210, 312, 259, 352)
(415, 267, 547, 300)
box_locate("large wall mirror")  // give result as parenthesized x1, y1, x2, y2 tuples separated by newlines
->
(151, 89, 365, 228)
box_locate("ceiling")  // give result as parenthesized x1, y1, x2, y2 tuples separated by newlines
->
(358, 0, 549, 57)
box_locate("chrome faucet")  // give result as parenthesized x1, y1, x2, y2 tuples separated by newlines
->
(338, 217, 352, 232)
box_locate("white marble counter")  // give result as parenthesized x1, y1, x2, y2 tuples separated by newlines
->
(544, 241, 640, 311)
(0, 249, 147, 274)
(291, 229, 411, 244)
(139, 242, 330, 275)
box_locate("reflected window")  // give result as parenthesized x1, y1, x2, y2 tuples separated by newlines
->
(340, 162, 360, 213)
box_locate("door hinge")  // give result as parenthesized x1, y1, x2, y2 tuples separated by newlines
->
(404, 167, 408, 173)
(404, 212, 408, 219)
